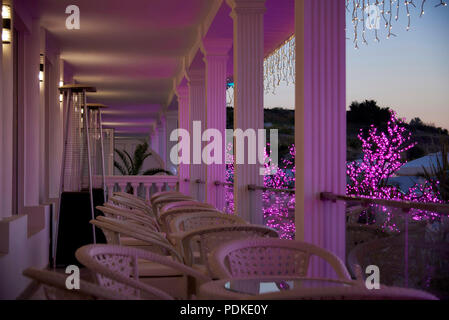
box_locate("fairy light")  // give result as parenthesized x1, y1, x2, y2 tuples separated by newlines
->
(264, 1, 446, 92)
(347, 110, 443, 229)
(263, 34, 295, 94)
(224, 111, 444, 237)
(349, 0, 445, 45)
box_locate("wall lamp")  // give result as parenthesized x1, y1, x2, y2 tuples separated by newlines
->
(59, 81, 64, 102)
(2, 4, 11, 44)
(39, 54, 44, 82)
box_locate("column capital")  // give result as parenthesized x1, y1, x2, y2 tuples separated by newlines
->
(201, 38, 232, 57)
(226, 0, 266, 16)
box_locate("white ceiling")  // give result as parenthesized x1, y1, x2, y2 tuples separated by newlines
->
(36, 0, 218, 136)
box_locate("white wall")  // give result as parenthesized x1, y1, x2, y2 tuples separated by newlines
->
(0, 0, 59, 299)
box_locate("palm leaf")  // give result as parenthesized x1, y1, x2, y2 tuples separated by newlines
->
(114, 160, 128, 176)
(114, 149, 132, 175)
(132, 142, 152, 175)
(122, 150, 135, 173)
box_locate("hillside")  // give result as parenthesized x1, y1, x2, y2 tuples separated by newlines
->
(227, 101, 449, 162)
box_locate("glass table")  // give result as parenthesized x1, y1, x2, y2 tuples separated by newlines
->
(224, 278, 355, 296)
(198, 276, 359, 300)
(198, 276, 438, 300)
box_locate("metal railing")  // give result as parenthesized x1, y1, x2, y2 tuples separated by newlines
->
(320, 192, 449, 215)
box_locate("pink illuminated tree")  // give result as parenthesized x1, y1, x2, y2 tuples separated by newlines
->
(346, 110, 442, 225)
(225, 143, 296, 239)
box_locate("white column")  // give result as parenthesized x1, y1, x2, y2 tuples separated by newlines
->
(227, 0, 266, 224)
(188, 68, 207, 202)
(165, 110, 178, 174)
(150, 123, 159, 156)
(47, 54, 63, 200)
(157, 114, 167, 167)
(175, 84, 190, 196)
(23, 19, 41, 207)
(202, 39, 231, 211)
(295, 0, 346, 277)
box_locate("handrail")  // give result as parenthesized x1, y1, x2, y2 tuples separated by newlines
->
(247, 184, 295, 194)
(320, 192, 449, 215)
(184, 178, 205, 184)
(104, 175, 178, 184)
(214, 181, 233, 187)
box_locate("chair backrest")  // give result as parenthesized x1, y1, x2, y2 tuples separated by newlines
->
(150, 191, 185, 204)
(160, 200, 215, 215)
(113, 192, 147, 206)
(76, 244, 211, 300)
(210, 238, 351, 280)
(90, 217, 182, 262)
(98, 205, 160, 232)
(180, 225, 278, 276)
(95, 215, 166, 243)
(152, 196, 193, 215)
(170, 212, 247, 233)
(22, 267, 135, 300)
(245, 285, 438, 300)
(159, 207, 223, 232)
(109, 195, 154, 217)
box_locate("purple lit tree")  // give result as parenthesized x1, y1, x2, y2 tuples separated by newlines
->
(225, 143, 296, 239)
(346, 110, 442, 226)
(262, 145, 296, 239)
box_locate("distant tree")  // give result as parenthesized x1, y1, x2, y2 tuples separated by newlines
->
(410, 117, 424, 127)
(347, 100, 391, 127)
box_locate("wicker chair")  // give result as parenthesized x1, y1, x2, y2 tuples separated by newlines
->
(209, 238, 351, 280)
(22, 267, 135, 300)
(169, 212, 247, 234)
(98, 205, 161, 232)
(152, 195, 194, 216)
(160, 200, 215, 214)
(90, 217, 182, 262)
(113, 191, 148, 207)
(76, 244, 211, 300)
(179, 225, 278, 277)
(159, 207, 223, 232)
(150, 191, 185, 204)
(94, 215, 168, 243)
(109, 195, 154, 217)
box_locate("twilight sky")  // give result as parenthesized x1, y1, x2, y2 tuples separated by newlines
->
(264, 4, 449, 130)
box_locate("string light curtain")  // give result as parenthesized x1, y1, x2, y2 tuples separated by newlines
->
(263, 35, 295, 94)
(348, 0, 447, 49)
(261, 0, 446, 94)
